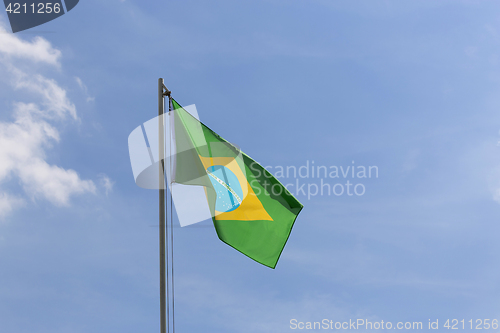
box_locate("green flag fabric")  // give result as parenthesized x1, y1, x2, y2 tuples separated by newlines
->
(171, 99, 303, 268)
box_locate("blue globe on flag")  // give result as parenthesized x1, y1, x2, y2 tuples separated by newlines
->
(206, 165, 244, 213)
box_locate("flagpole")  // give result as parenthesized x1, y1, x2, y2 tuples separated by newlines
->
(158, 78, 167, 333)
(167, 94, 176, 333)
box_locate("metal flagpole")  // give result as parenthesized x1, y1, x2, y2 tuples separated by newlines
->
(168, 94, 176, 333)
(159, 78, 173, 333)
(158, 78, 167, 333)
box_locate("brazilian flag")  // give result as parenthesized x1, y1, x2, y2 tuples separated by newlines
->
(171, 99, 303, 268)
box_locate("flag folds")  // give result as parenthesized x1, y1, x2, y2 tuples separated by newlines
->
(170, 99, 303, 268)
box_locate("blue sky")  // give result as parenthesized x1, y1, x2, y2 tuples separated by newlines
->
(1, 0, 500, 332)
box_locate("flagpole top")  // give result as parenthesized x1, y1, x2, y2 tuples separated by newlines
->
(159, 78, 171, 97)
(162, 84, 171, 97)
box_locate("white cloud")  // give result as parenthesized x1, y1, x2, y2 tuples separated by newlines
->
(19, 159, 96, 206)
(75, 76, 95, 103)
(0, 24, 61, 66)
(0, 101, 96, 207)
(0, 22, 97, 216)
(98, 174, 114, 196)
(9, 69, 78, 120)
(0, 193, 24, 219)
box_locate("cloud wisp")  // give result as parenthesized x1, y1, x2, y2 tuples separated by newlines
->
(0, 25, 99, 217)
